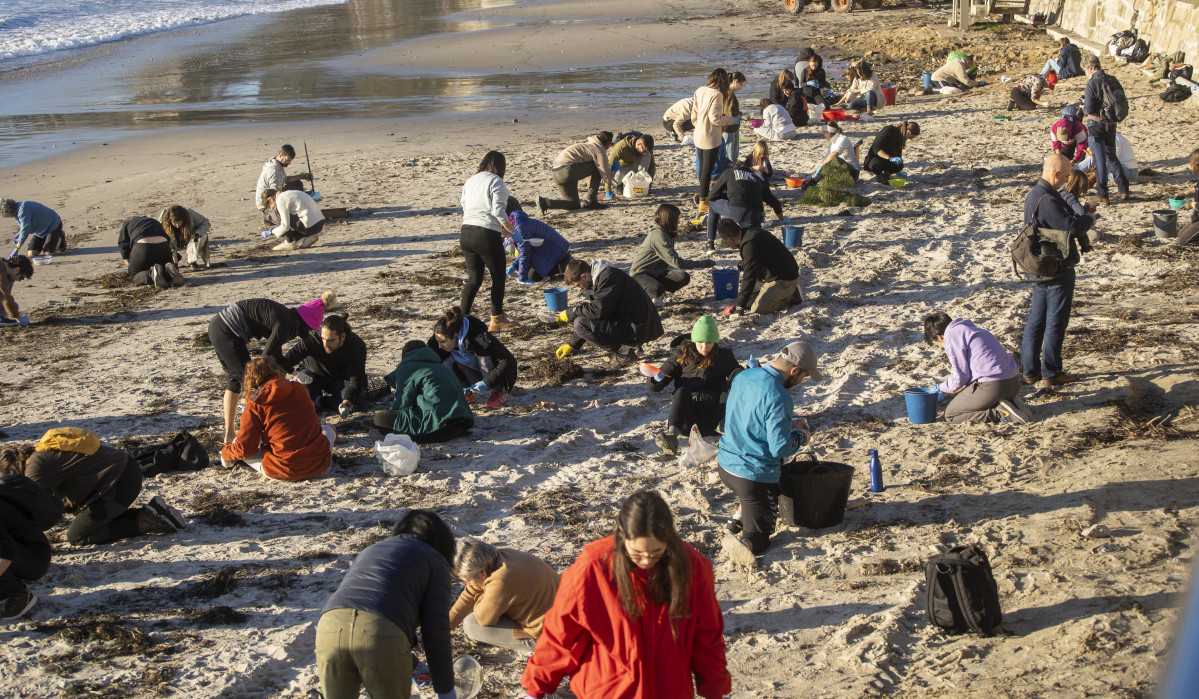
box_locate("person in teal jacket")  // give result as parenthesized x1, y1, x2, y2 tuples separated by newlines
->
(370, 341, 474, 444)
(717, 340, 822, 566)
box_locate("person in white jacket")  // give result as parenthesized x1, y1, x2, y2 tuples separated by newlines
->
(262, 189, 324, 251)
(461, 150, 517, 332)
(752, 98, 797, 141)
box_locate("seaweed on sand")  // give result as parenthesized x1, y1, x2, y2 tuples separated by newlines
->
(189, 489, 275, 527)
(525, 356, 585, 385)
(799, 158, 870, 208)
(35, 614, 175, 659)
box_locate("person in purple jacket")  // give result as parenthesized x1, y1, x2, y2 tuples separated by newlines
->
(503, 199, 571, 284)
(922, 312, 1034, 424)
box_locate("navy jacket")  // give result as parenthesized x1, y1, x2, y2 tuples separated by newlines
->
(1083, 70, 1112, 124)
(1024, 179, 1095, 266)
(321, 535, 454, 693)
(1058, 43, 1083, 79)
(511, 211, 570, 282)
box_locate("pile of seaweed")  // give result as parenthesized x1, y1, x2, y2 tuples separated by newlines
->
(799, 158, 870, 208)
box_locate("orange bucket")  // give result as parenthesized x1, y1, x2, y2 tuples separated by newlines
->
(821, 109, 847, 121)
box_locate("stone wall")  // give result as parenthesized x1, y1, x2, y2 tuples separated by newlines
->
(1027, 0, 1199, 62)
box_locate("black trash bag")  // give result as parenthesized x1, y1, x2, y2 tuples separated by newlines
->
(131, 431, 211, 476)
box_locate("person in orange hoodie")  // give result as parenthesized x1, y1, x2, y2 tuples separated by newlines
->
(521, 490, 731, 699)
(220, 358, 336, 481)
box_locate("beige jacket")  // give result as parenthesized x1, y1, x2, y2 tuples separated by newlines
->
(663, 97, 694, 140)
(551, 136, 614, 185)
(931, 58, 979, 88)
(691, 85, 735, 149)
(449, 548, 560, 639)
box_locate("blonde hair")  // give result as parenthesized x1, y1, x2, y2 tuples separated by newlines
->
(752, 139, 770, 162)
(319, 290, 337, 310)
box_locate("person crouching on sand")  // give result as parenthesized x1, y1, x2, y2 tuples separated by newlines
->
(629, 204, 710, 307)
(449, 538, 559, 652)
(550, 259, 664, 366)
(261, 188, 324, 251)
(282, 313, 369, 418)
(371, 340, 474, 444)
(118, 216, 186, 288)
(921, 312, 1033, 424)
(159, 204, 211, 269)
(426, 305, 517, 409)
(505, 198, 571, 284)
(538, 133, 617, 213)
(0, 255, 33, 326)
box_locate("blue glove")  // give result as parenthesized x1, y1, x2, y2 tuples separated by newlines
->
(977, 80, 987, 86)
(517, 278, 534, 285)
(506, 261, 518, 276)
(508, 227, 523, 245)
(651, 372, 667, 383)
(747, 354, 760, 368)
(733, 116, 741, 125)
(806, 80, 819, 88)
(12, 233, 19, 245)
(468, 380, 488, 394)
(890, 157, 903, 166)
(261, 229, 273, 238)
(612, 162, 620, 172)
(437, 692, 457, 699)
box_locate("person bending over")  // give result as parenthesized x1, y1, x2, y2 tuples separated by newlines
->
(662, 97, 695, 143)
(1009, 73, 1049, 111)
(262, 188, 324, 251)
(0, 255, 33, 326)
(372, 340, 474, 444)
(255, 144, 311, 226)
(930, 55, 980, 90)
(609, 133, 656, 189)
(0, 474, 60, 619)
(505, 198, 571, 284)
(1175, 148, 1199, 246)
(283, 313, 368, 418)
(159, 204, 211, 269)
(630, 204, 711, 307)
(1050, 106, 1088, 163)
(118, 216, 186, 288)
(769, 69, 798, 107)
(539, 133, 616, 213)
(717, 220, 801, 315)
(3, 199, 65, 257)
(647, 315, 742, 454)
(553, 259, 664, 365)
(449, 538, 559, 653)
(426, 305, 517, 409)
(862, 120, 919, 183)
(705, 158, 783, 251)
(922, 312, 1032, 424)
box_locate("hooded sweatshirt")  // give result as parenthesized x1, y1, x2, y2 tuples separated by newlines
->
(629, 225, 693, 277)
(565, 260, 663, 348)
(12, 201, 61, 246)
(384, 347, 475, 437)
(220, 376, 331, 481)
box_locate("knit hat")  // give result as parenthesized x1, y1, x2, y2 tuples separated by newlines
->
(296, 297, 326, 330)
(691, 315, 720, 344)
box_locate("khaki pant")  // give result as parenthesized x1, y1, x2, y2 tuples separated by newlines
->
(316, 608, 413, 699)
(462, 612, 538, 652)
(749, 278, 800, 314)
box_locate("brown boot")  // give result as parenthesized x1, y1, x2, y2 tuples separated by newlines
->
(489, 314, 516, 332)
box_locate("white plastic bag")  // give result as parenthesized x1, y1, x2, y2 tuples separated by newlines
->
(623, 171, 652, 198)
(681, 134, 695, 146)
(375, 433, 420, 476)
(679, 425, 718, 467)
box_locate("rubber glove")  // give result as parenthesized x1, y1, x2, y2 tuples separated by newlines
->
(889, 156, 903, 166)
(720, 304, 737, 316)
(733, 116, 741, 125)
(467, 380, 488, 394)
(556, 344, 574, 359)
(17, 315, 29, 326)
(556, 310, 569, 323)
(338, 402, 352, 418)
(612, 162, 620, 172)
(261, 229, 273, 238)
(506, 261, 518, 276)
(413, 661, 431, 687)
(977, 80, 987, 86)
(789, 428, 811, 448)
(747, 354, 760, 368)
(518, 279, 535, 285)
(293, 370, 313, 385)
(508, 226, 523, 245)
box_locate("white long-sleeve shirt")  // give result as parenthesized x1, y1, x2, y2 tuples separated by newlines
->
(460, 171, 510, 233)
(753, 104, 797, 140)
(270, 190, 324, 237)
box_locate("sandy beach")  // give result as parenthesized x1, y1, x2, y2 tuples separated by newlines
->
(2, 0, 1199, 696)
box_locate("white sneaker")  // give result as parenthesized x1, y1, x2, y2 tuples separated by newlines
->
(721, 534, 757, 567)
(996, 399, 1034, 424)
(273, 240, 297, 251)
(297, 234, 320, 249)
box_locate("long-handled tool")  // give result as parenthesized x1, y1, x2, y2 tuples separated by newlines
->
(304, 141, 322, 202)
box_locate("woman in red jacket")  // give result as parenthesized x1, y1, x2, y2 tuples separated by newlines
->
(220, 358, 335, 481)
(521, 490, 731, 699)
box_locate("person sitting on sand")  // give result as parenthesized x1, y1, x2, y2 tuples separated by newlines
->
(769, 69, 797, 106)
(662, 97, 695, 143)
(630, 204, 711, 307)
(922, 312, 1032, 424)
(552, 259, 664, 365)
(1, 255, 33, 326)
(646, 315, 742, 454)
(426, 305, 517, 409)
(209, 291, 335, 444)
(255, 144, 311, 226)
(0, 473, 59, 620)
(753, 98, 797, 141)
(158, 205, 211, 269)
(796, 49, 834, 107)
(718, 341, 820, 565)
(3, 199, 65, 258)
(372, 340, 475, 444)
(539, 132, 616, 213)
(461, 150, 517, 332)
(862, 120, 919, 183)
(930, 55, 980, 91)
(316, 510, 457, 699)
(704, 159, 784, 252)
(779, 81, 809, 128)
(506, 199, 571, 284)
(744, 140, 777, 181)
(609, 133, 656, 189)
(1050, 106, 1088, 163)
(1175, 148, 1199, 246)
(1009, 73, 1049, 111)
(118, 216, 186, 288)
(717, 220, 801, 315)
(0, 428, 183, 546)
(219, 358, 336, 480)
(1041, 37, 1084, 80)
(283, 313, 368, 418)
(814, 121, 861, 181)
(262, 188, 324, 251)
(449, 538, 559, 652)
(834, 60, 885, 116)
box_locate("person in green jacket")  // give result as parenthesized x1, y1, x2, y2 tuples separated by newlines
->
(609, 133, 656, 191)
(629, 204, 712, 306)
(370, 341, 474, 444)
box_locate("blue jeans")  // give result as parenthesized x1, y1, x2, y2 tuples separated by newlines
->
(1041, 58, 1061, 76)
(1087, 122, 1129, 198)
(1022, 268, 1075, 380)
(847, 92, 879, 111)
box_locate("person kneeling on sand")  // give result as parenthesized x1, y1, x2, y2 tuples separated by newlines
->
(551, 259, 664, 365)
(717, 220, 801, 316)
(921, 312, 1033, 424)
(316, 510, 458, 699)
(539, 132, 617, 213)
(0, 428, 184, 546)
(1009, 73, 1049, 111)
(159, 204, 211, 269)
(609, 133, 656, 189)
(372, 340, 474, 444)
(718, 341, 821, 565)
(118, 216, 186, 288)
(255, 144, 311, 226)
(283, 313, 368, 418)
(1, 255, 33, 326)
(930, 55, 981, 91)
(647, 315, 743, 454)
(262, 188, 324, 251)
(0, 473, 59, 619)
(427, 305, 517, 409)
(449, 538, 559, 653)
(630, 204, 711, 307)
(3, 198, 66, 258)
(219, 358, 336, 480)
(506, 199, 571, 284)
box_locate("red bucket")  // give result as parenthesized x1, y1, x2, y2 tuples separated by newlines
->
(822, 109, 847, 121)
(881, 85, 897, 106)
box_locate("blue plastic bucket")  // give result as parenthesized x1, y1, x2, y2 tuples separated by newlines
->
(783, 225, 804, 248)
(543, 287, 568, 312)
(922, 72, 932, 89)
(712, 269, 739, 300)
(904, 387, 938, 424)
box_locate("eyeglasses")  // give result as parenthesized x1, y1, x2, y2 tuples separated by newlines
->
(624, 544, 668, 562)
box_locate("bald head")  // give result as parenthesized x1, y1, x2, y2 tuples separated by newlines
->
(1042, 152, 1072, 187)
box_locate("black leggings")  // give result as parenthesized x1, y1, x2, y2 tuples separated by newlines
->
(128, 241, 173, 285)
(209, 316, 251, 392)
(633, 269, 690, 299)
(0, 527, 50, 598)
(667, 387, 727, 437)
(371, 413, 469, 444)
(719, 467, 779, 555)
(67, 458, 144, 546)
(697, 147, 720, 199)
(459, 225, 507, 317)
(285, 214, 326, 243)
(528, 255, 571, 282)
(1009, 87, 1037, 111)
(862, 154, 903, 181)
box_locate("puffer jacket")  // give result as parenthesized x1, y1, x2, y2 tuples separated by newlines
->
(510, 210, 570, 282)
(648, 344, 741, 393)
(220, 376, 330, 481)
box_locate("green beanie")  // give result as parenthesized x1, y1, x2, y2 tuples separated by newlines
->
(691, 315, 720, 344)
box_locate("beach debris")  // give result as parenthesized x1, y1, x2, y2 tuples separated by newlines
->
(799, 158, 870, 208)
(1081, 524, 1112, 539)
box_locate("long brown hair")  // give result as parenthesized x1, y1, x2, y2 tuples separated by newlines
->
(1190, 147, 1199, 174)
(243, 357, 284, 396)
(610, 490, 692, 622)
(776, 69, 796, 89)
(162, 205, 193, 246)
(706, 68, 730, 97)
(433, 305, 466, 339)
(680, 340, 719, 371)
(0, 443, 34, 476)
(654, 204, 680, 238)
(1063, 170, 1089, 198)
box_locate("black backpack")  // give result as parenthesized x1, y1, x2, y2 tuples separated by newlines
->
(131, 431, 211, 477)
(1100, 73, 1129, 122)
(926, 545, 1003, 635)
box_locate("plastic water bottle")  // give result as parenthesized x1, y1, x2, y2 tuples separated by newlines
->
(868, 449, 884, 492)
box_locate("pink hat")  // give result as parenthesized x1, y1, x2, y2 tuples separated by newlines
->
(296, 298, 325, 330)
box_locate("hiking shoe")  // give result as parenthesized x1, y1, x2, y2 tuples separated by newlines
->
(147, 495, 187, 530)
(1113, 192, 1131, 202)
(136, 508, 176, 536)
(484, 391, 508, 408)
(1041, 372, 1080, 386)
(726, 517, 743, 534)
(151, 264, 168, 289)
(537, 196, 549, 216)
(164, 263, 187, 286)
(1, 584, 37, 620)
(995, 399, 1033, 424)
(488, 314, 516, 332)
(1023, 375, 1041, 385)
(273, 240, 297, 251)
(721, 534, 757, 567)
(297, 234, 320, 249)
(583, 200, 606, 210)
(654, 431, 679, 455)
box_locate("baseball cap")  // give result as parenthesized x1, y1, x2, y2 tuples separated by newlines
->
(778, 341, 822, 381)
